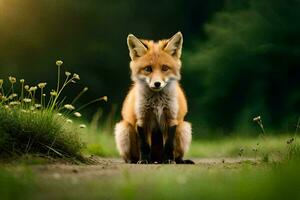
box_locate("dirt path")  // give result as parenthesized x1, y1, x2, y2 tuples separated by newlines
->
(2, 157, 261, 200)
(25, 157, 256, 181)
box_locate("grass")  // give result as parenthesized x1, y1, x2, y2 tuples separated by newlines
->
(82, 126, 300, 162)
(0, 60, 107, 162)
(0, 107, 84, 160)
(188, 135, 299, 159)
(1, 158, 300, 200)
(81, 127, 118, 157)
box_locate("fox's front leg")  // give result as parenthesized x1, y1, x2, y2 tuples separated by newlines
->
(163, 125, 176, 164)
(137, 126, 151, 164)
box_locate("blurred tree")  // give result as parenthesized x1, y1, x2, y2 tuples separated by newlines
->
(186, 0, 300, 133)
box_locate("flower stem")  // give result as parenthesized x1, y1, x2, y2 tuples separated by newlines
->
(1, 86, 4, 98)
(71, 87, 88, 105)
(76, 97, 105, 111)
(50, 77, 73, 111)
(32, 91, 36, 104)
(56, 65, 60, 93)
(20, 82, 24, 100)
(40, 88, 43, 106)
(11, 83, 14, 94)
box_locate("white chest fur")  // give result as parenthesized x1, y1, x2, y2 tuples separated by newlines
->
(135, 81, 178, 128)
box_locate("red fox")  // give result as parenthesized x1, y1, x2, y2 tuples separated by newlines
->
(115, 32, 193, 164)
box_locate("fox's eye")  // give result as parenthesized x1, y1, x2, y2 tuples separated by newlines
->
(162, 65, 169, 72)
(144, 66, 152, 73)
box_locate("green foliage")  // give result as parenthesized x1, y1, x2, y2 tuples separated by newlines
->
(0, 107, 84, 160)
(0, 61, 94, 161)
(186, 0, 300, 132)
(286, 138, 300, 160)
(82, 127, 119, 157)
(86, 144, 105, 157)
(188, 135, 297, 159)
(83, 131, 299, 162)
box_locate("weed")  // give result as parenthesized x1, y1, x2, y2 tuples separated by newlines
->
(286, 137, 300, 160)
(238, 147, 244, 157)
(252, 143, 259, 162)
(0, 60, 107, 161)
(253, 116, 266, 137)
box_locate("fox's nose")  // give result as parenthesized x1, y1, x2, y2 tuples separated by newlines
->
(154, 82, 161, 88)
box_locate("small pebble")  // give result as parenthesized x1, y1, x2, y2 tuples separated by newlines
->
(53, 173, 61, 179)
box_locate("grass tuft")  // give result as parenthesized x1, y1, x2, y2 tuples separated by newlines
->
(0, 60, 106, 162)
(0, 106, 84, 161)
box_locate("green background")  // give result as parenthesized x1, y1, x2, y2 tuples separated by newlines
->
(0, 0, 299, 135)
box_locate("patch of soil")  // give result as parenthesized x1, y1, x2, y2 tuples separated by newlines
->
(18, 157, 256, 181)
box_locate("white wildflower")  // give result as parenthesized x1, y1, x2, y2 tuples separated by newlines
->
(253, 116, 261, 122)
(8, 93, 18, 99)
(38, 82, 47, 89)
(73, 73, 80, 80)
(56, 60, 63, 67)
(29, 86, 38, 92)
(64, 104, 75, 110)
(100, 96, 108, 102)
(1, 96, 7, 101)
(9, 101, 20, 106)
(8, 76, 16, 84)
(73, 112, 82, 117)
(35, 104, 42, 108)
(65, 71, 71, 76)
(23, 98, 32, 103)
(79, 124, 86, 129)
(50, 90, 57, 96)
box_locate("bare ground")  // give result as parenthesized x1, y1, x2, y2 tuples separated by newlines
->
(21, 157, 257, 181)
(1, 157, 264, 200)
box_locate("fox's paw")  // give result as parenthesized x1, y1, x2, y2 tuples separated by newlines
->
(183, 159, 195, 164)
(137, 160, 149, 164)
(175, 158, 195, 164)
(163, 159, 176, 164)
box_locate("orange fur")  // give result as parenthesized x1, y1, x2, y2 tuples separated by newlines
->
(121, 84, 187, 126)
(115, 32, 192, 163)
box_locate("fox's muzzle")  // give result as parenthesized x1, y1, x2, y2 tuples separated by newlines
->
(149, 79, 167, 91)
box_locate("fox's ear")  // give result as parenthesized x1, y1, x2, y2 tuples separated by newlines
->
(164, 32, 183, 58)
(127, 34, 148, 60)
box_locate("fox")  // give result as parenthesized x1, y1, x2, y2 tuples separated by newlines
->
(115, 32, 193, 164)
